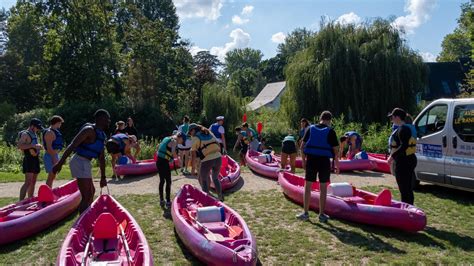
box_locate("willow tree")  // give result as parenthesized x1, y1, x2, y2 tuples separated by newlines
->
(283, 19, 427, 125)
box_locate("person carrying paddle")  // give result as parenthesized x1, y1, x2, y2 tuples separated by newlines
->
(387, 108, 417, 205)
(189, 123, 224, 201)
(17, 118, 44, 200)
(297, 111, 339, 223)
(53, 109, 110, 214)
(43, 115, 65, 188)
(156, 131, 185, 207)
(209, 116, 227, 154)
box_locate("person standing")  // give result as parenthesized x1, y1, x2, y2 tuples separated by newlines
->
(280, 133, 297, 173)
(233, 127, 248, 166)
(114, 121, 126, 135)
(156, 132, 185, 207)
(189, 123, 224, 201)
(387, 108, 417, 205)
(209, 116, 227, 154)
(124, 117, 138, 138)
(297, 111, 339, 223)
(178, 115, 192, 173)
(17, 118, 44, 200)
(44, 116, 65, 188)
(53, 109, 110, 214)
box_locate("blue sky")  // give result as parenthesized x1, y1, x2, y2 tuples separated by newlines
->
(1, 0, 466, 62)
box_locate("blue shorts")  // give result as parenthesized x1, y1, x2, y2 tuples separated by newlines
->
(44, 153, 60, 173)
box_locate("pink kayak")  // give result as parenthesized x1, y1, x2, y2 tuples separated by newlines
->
(57, 194, 153, 265)
(246, 150, 290, 179)
(172, 184, 258, 265)
(0, 180, 80, 245)
(114, 157, 181, 176)
(274, 154, 377, 172)
(278, 172, 426, 232)
(210, 155, 241, 191)
(368, 153, 391, 174)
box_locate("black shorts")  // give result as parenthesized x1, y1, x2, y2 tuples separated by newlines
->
(240, 143, 248, 155)
(281, 141, 297, 154)
(305, 155, 330, 183)
(22, 155, 40, 174)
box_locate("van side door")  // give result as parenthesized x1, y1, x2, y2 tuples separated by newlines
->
(414, 102, 451, 184)
(446, 102, 474, 190)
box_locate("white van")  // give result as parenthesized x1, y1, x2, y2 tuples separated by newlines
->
(413, 98, 474, 192)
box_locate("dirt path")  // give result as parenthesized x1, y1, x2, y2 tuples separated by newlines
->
(0, 169, 396, 198)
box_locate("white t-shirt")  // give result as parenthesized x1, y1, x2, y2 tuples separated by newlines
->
(215, 125, 225, 143)
(178, 139, 192, 150)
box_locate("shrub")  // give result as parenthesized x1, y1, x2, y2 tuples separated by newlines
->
(3, 108, 53, 145)
(0, 102, 17, 127)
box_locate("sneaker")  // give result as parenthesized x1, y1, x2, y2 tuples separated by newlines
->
(160, 200, 165, 207)
(319, 213, 329, 223)
(218, 195, 225, 202)
(165, 201, 171, 208)
(296, 212, 309, 221)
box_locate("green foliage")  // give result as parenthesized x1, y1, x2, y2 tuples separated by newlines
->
(261, 54, 285, 83)
(3, 108, 52, 145)
(202, 83, 242, 134)
(228, 67, 266, 97)
(0, 102, 16, 126)
(277, 27, 313, 62)
(438, 2, 473, 62)
(224, 48, 263, 75)
(283, 20, 427, 125)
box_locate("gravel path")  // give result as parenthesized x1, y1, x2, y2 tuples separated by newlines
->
(0, 168, 396, 198)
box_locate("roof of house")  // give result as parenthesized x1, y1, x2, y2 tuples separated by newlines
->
(247, 81, 286, 111)
(424, 61, 466, 100)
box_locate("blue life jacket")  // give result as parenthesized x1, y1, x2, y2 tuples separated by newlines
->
(180, 123, 190, 135)
(111, 133, 129, 154)
(157, 136, 173, 161)
(405, 124, 417, 139)
(43, 128, 64, 151)
(210, 123, 222, 139)
(388, 124, 399, 153)
(19, 129, 39, 156)
(304, 125, 334, 158)
(75, 124, 106, 159)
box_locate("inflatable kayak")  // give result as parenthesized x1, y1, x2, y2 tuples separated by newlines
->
(0, 180, 80, 245)
(278, 172, 426, 232)
(274, 155, 377, 172)
(246, 150, 289, 179)
(172, 184, 258, 265)
(367, 153, 391, 174)
(57, 194, 153, 265)
(210, 155, 241, 191)
(114, 157, 180, 176)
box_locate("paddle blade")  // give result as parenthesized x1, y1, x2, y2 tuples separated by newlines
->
(205, 232, 226, 241)
(228, 226, 243, 238)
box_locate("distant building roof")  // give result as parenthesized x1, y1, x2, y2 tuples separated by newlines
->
(424, 61, 467, 100)
(247, 81, 286, 111)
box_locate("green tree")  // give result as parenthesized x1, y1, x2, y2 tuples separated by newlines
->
(277, 28, 313, 62)
(261, 54, 285, 82)
(283, 20, 427, 125)
(438, 3, 472, 62)
(228, 68, 265, 97)
(224, 48, 263, 76)
(202, 83, 242, 129)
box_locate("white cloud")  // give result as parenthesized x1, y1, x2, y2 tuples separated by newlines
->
(336, 12, 361, 25)
(392, 0, 437, 34)
(232, 15, 249, 25)
(210, 28, 251, 61)
(271, 32, 286, 44)
(189, 46, 207, 56)
(173, 0, 223, 21)
(241, 5, 254, 16)
(420, 52, 436, 62)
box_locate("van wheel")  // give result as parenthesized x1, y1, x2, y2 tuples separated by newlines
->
(412, 173, 420, 190)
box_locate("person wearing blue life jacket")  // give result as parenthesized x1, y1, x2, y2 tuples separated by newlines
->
(387, 108, 417, 205)
(156, 131, 185, 208)
(177, 115, 192, 174)
(209, 116, 227, 154)
(189, 123, 224, 201)
(339, 131, 367, 160)
(43, 116, 65, 188)
(17, 118, 44, 200)
(53, 109, 110, 214)
(106, 133, 139, 179)
(233, 126, 249, 166)
(297, 111, 340, 223)
(281, 134, 297, 173)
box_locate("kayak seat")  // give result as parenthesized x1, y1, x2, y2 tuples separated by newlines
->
(202, 222, 228, 236)
(374, 189, 392, 206)
(5, 210, 35, 221)
(38, 185, 55, 203)
(92, 213, 120, 261)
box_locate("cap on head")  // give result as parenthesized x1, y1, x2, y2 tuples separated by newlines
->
(320, 111, 332, 121)
(387, 108, 407, 120)
(216, 116, 224, 121)
(188, 123, 199, 133)
(30, 118, 44, 130)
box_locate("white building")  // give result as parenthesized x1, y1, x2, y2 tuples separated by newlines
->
(246, 81, 286, 111)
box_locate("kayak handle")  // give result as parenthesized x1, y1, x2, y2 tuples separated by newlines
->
(100, 186, 110, 195)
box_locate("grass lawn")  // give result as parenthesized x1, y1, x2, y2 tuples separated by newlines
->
(0, 186, 473, 264)
(0, 166, 115, 183)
